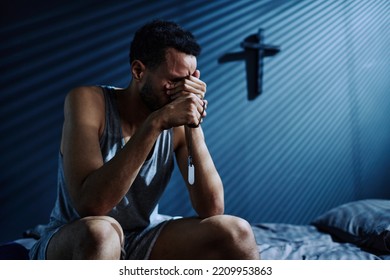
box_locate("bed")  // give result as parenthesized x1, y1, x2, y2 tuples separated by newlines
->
(253, 199, 390, 260)
(1, 199, 389, 260)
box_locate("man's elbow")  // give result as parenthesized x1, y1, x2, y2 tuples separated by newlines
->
(198, 199, 224, 218)
(76, 205, 107, 218)
(74, 198, 111, 218)
(209, 204, 225, 217)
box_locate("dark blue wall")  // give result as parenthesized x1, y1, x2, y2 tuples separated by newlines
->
(1, 0, 389, 243)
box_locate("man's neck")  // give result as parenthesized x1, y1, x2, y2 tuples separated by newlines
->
(117, 84, 151, 136)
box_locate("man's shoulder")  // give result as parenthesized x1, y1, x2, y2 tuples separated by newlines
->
(67, 85, 104, 99)
(64, 85, 106, 126)
(65, 86, 105, 108)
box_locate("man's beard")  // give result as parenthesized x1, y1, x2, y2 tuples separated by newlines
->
(139, 79, 164, 112)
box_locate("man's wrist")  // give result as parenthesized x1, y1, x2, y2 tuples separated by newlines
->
(148, 111, 166, 132)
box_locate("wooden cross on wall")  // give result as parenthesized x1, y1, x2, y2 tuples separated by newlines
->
(219, 29, 281, 100)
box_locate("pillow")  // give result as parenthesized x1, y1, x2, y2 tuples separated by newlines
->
(311, 199, 390, 254)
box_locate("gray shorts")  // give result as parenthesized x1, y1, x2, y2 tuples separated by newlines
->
(28, 220, 170, 260)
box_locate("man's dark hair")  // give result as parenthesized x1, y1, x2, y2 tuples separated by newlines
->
(129, 20, 201, 70)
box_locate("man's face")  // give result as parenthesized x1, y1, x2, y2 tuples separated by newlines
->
(139, 48, 197, 111)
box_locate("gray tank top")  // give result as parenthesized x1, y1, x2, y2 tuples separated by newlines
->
(48, 86, 174, 232)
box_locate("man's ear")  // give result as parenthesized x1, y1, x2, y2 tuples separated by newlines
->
(131, 60, 146, 81)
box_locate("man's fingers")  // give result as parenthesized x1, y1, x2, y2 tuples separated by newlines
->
(193, 69, 200, 79)
(167, 78, 206, 100)
(188, 75, 206, 93)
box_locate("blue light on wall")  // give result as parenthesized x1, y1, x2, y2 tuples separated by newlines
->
(1, 0, 389, 243)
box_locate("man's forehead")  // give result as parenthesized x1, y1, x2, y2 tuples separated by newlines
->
(164, 48, 197, 77)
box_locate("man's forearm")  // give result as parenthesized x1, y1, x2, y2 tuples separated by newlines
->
(186, 126, 224, 218)
(75, 113, 163, 217)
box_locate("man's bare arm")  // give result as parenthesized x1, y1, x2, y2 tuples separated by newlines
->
(174, 125, 224, 218)
(169, 71, 224, 217)
(61, 87, 163, 217)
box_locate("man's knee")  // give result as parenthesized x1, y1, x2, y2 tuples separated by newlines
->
(84, 216, 124, 241)
(78, 216, 124, 258)
(47, 216, 124, 259)
(206, 215, 259, 259)
(80, 216, 123, 244)
(213, 215, 253, 242)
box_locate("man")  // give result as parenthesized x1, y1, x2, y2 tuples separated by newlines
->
(29, 20, 259, 259)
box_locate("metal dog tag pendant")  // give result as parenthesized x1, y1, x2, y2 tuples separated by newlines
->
(188, 156, 195, 185)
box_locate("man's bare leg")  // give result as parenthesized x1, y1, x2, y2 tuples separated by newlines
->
(46, 216, 124, 260)
(149, 215, 259, 259)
